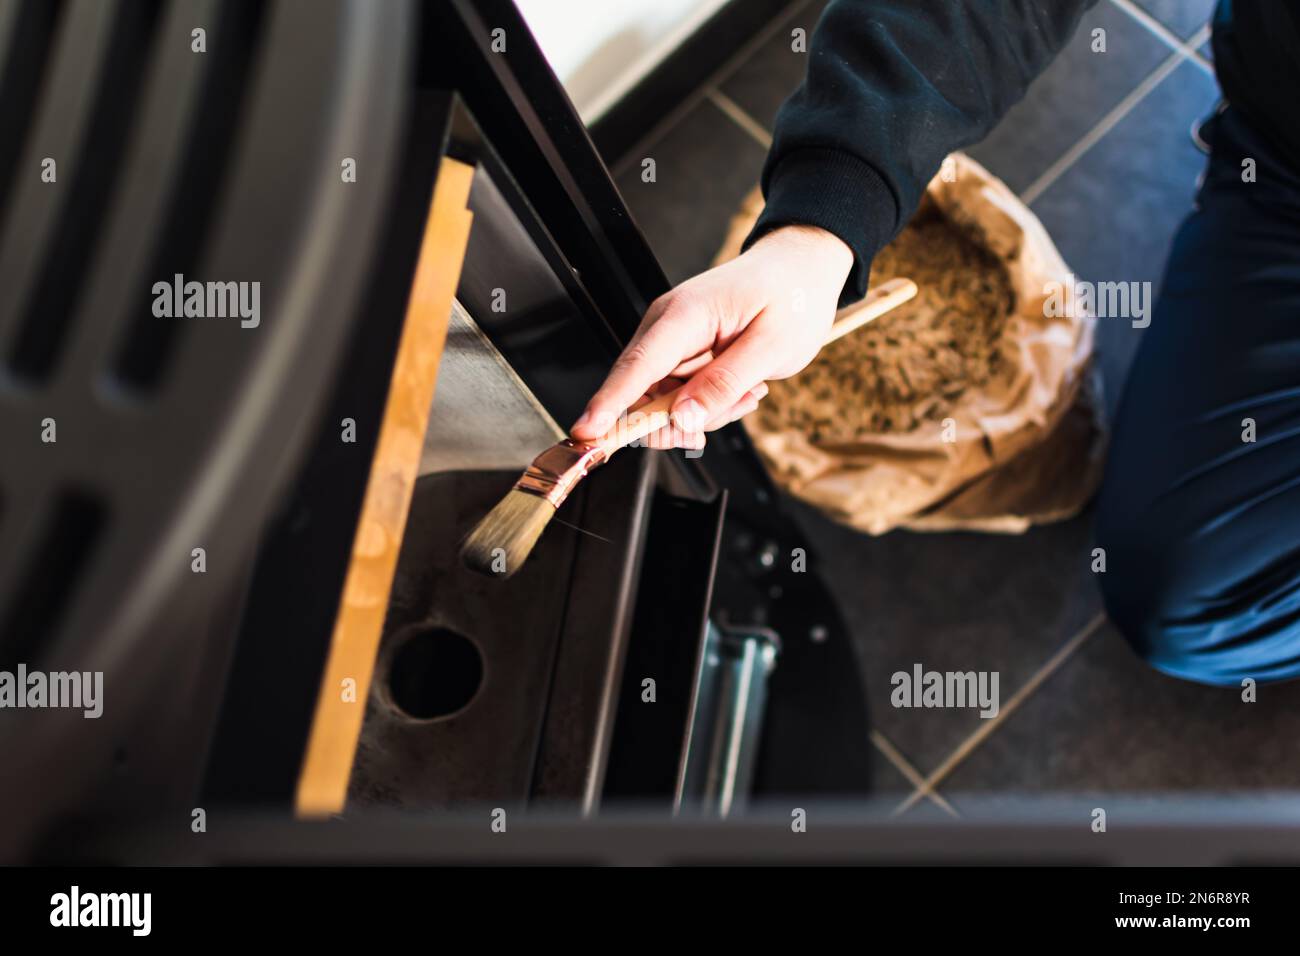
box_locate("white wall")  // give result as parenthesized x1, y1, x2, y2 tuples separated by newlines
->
(516, 0, 730, 123)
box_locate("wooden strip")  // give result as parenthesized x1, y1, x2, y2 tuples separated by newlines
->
(295, 157, 475, 817)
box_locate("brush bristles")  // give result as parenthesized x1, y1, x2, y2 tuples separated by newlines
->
(460, 489, 556, 578)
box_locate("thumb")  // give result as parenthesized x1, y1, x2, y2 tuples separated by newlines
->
(670, 331, 771, 433)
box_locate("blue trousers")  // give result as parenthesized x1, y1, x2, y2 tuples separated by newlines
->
(1095, 105, 1300, 685)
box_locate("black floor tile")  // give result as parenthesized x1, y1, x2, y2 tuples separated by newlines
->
(942, 620, 1300, 798)
(1029, 59, 1218, 420)
(717, 0, 828, 133)
(614, 99, 767, 285)
(968, 2, 1170, 195)
(1130, 0, 1217, 38)
(791, 497, 1102, 774)
(869, 739, 917, 796)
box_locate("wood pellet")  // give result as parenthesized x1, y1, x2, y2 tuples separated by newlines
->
(757, 204, 1015, 443)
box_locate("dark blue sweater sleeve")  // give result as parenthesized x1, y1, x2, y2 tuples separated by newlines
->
(746, 0, 1098, 304)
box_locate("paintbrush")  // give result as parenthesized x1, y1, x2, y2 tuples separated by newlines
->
(461, 277, 918, 578)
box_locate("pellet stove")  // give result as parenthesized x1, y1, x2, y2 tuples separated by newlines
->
(0, 0, 871, 863)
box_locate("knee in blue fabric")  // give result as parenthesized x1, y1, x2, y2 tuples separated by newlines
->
(1095, 502, 1300, 687)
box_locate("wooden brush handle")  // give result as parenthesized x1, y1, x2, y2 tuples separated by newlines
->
(823, 276, 919, 345)
(593, 277, 918, 456)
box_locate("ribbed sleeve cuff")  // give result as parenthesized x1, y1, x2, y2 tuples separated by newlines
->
(743, 148, 899, 307)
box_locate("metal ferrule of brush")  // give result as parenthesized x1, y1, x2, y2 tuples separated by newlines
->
(514, 439, 608, 508)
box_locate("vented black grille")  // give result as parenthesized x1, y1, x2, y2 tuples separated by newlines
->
(0, 490, 106, 669)
(0, 0, 65, 226)
(9, 0, 165, 381)
(0, 0, 417, 855)
(114, 0, 268, 391)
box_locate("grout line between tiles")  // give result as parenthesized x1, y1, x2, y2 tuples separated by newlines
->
(1108, 0, 1213, 75)
(708, 0, 821, 95)
(1020, 48, 1186, 205)
(891, 610, 1109, 816)
(1185, 23, 1213, 72)
(705, 87, 774, 149)
(610, 0, 809, 178)
(871, 729, 960, 818)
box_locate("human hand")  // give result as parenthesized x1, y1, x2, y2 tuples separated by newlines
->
(570, 225, 853, 450)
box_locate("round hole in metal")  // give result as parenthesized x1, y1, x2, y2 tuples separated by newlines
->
(387, 626, 483, 720)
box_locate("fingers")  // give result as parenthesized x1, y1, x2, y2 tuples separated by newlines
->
(667, 351, 713, 379)
(705, 382, 767, 430)
(642, 426, 706, 451)
(668, 328, 774, 433)
(640, 383, 768, 449)
(571, 302, 705, 441)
